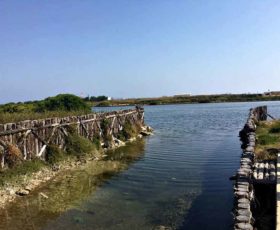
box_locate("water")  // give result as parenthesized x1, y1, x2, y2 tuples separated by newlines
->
(1, 102, 280, 230)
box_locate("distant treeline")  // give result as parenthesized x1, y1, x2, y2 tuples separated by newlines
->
(83, 95, 108, 102)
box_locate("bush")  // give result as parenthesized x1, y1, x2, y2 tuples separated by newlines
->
(100, 118, 113, 143)
(5, 144, 23, 168)
(65, 133, 96, 157)
(92, 135, 101, 150)
(35, 94, 91, 112)
(46, 145, 65, 165)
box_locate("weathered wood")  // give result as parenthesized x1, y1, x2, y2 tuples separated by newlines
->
(0, 145, 4, 168)
(0, 107, 145, 168)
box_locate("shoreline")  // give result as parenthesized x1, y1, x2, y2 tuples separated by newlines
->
(94, 99, 280, 108)
(0, 125, 153, 209)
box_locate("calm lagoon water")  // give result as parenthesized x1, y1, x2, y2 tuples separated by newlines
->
(1, 102, 280, 230)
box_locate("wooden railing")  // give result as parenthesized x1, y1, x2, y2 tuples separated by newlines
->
(0, 107, 144, 168)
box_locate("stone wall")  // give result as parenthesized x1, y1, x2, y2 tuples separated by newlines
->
(231, 106, 268, 230)
(0, 107, 144, 168)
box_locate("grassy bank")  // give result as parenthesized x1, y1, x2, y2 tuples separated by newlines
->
(255, 120, 280, 160)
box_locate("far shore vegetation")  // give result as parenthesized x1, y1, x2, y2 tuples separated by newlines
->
(1, 93, 280, 124)
(92, 93, 280, 107)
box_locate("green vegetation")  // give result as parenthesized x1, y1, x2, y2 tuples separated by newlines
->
(65, 133, 97, 158)
(35, 94, 91, 112)
(0, 94, 92, 123)
(117, 121, 142, 141)
(0, 159, 46, 187)
(46, 127, 101, 165)
(255, 120, 280, 160)
(258, 134, 278, 145)
(84, 95, 108, 102)
(94, 94, 280, 107)
(0, 133, 102, 187)
(46, 145, 65, 165)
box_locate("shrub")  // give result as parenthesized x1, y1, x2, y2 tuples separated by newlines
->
(46, 145, 65, 165)
(100, 118, 110, 131)
(65, 133, 96, 157)
(100, 118, 113, 143)
(92, 135, 101, 150)
(5, 144, 23, 168)
(66, 124, 79, 135)
(35, 94, 91, 112)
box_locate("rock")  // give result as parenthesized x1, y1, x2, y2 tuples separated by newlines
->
(235, 223, 253, 230)
(146, 126, 154, 132)
(16, 189, 29, 196)
(235, 187, 249, 193)
(24, 185, 32, 192)
(236, 215, 251, 223)
(245, 146, 254, 152)
(237, 209, 252, 217)
(236, 181, 249, 186)
(140, 125, 153, 136)
(235, 191, 249, 198)
(52, 164, 60, 171)
(6, 188, 15, 195)
(237, 203, 250, 209)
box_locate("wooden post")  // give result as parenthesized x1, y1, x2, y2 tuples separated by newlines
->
(0, 145, 4, 168)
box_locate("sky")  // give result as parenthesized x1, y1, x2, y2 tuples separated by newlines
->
(0, 0, 280, 103)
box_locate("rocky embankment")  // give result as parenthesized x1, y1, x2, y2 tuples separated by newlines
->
(0, 125, 153, 209)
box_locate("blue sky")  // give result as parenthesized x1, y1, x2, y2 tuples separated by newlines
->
(0, 0, 280, 103)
